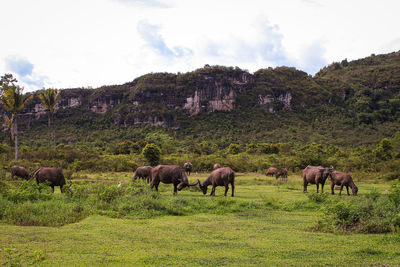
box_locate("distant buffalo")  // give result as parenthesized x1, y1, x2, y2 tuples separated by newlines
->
(10, 165, 30, 180)
(330, 171, 358, 196)
(198, 167, 235, 197)
(151, 165, 198, 195)
(265, 167, 278, 177)
(32, 167, 66, 193)
(183, 162, 193, 176)
(276, 168, 288, 181)
(133, 166, 153, 183)
(302, 165, 333, 193)
(213, 163, 221, 170)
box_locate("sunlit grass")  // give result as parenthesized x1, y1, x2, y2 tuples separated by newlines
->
(0, 172, 399, 266)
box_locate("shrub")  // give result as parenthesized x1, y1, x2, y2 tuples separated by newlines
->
(142, 144, 161, 166)
(316, 184, 400, 233)
(227, 143, 240, 154)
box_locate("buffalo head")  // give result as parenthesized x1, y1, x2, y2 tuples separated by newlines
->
(198, 179, 207, 195)
(352, 185, 358, 196)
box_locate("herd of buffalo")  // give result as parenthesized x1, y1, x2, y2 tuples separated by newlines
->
(9, 162, 358, 196)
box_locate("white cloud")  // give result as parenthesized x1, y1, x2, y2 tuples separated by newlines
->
(4, 56, 49, 90)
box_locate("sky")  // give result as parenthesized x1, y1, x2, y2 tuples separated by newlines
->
(0, 0, 399, 92)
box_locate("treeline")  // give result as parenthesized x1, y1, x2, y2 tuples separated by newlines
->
(1, 130, 399, 181)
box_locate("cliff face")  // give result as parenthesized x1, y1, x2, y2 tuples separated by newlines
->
(5, 51, 400, 132)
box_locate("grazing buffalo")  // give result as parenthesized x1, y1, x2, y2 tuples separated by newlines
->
(265, 167, 278, 177)
(133, 166, 153, 183)
(302, 165, 333, 193)
(329, 171, 358, 196)
(32, 167, 66, 193)
(276, 168, 288, 181)
(198, 167, 235, 197)
(183, 162, 193, 176)
(151, 165, 198, 195)
(213, 163, 221, 170)
(10, 165, 30, 180)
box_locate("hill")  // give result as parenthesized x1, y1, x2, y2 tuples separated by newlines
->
(3, 51, 400, 147)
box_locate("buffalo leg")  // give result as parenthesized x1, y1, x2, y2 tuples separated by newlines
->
(316, 183, 319, 193)
(210, 185, 216, 196)
(346, 185, 350, 195)
(331, 182, 335, 195)
(321, 182, 325, 193)
(231, 182, 235, 197)
(151, 179, 160, 192)
(173, 184, 178, 195)
(339, 184, 344, 195)
(303, 178, 308, 193)
(224, 184, 229, 197)
(51, 185, 55, 193)
(60, 185, 64, 193)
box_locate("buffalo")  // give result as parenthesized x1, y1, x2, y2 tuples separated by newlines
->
(133, 166, 153, 183)
(213, 163, 221, 170)
(265, 167, 278, 177)
(32, 167, 66, 193)
(183, 162, 193, 176)
(329, 171, 358, 196)
(10, 165, 30, 180)
(302, 165, 333, 193)
(198, 167, 235, 197)
(150, 165, 198, 195)
(276, 168, 288, 181)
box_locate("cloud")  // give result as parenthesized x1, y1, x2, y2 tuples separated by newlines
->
(5, 56, 34, 77)
(114, 0, 170, 8)
(301, 0, 323, 7)
(4, 56, 49, 90)
(297, 42, 328, 74)
(137, 20, 193, 59)
(201, 19, 290, 67)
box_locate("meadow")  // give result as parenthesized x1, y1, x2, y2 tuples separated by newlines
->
(0, 172, 399, 266)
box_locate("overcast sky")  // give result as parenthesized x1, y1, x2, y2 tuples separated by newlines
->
(0, 0, 399, 92)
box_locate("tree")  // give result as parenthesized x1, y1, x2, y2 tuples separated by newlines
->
(38, 88, 61, 147)
(3, 114, 14, 146)
(142, 144, 161, 166)
(0, 74, 33, 160)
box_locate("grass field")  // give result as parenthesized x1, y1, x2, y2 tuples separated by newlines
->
(1, 173, 399, 266)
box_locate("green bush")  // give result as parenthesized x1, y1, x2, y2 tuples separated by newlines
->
(316, 184, 400, 233)
(142, 144, 161, 166)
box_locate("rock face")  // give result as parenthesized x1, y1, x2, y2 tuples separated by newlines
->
(4, 60, 376, 129)
(3, 65, 324, 129)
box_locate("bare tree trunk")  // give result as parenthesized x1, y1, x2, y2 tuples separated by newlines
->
(52, 113, 56, 147)
(48, 112, 51, 147)
(14, 116, 18, 160)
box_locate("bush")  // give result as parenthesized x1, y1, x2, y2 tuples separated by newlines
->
(142, 144, 161, 166)
(227, 144, 240, 154)
(316, 184, 400, 233)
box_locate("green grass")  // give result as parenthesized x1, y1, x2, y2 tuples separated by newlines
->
(0, 173, 399, 266)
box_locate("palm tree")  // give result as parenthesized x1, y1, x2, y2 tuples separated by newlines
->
(3, 114, 14, 146)
(38, 88, 61, 147)
(0, 85, 33, 160)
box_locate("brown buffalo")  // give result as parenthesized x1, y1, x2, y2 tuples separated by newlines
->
(302, 165, 333, 193)
(329, 171, 358, 196)
(10, 165, 30, 180)
(198, 167, 235, 197)
(276, 168, 288, 181)
(265, 167, 278, 177)
(183, 162, 193, 176)
(213, 163, 221, 170)
(133, 166, 153, 183)
(150, 165, 198, 195)
(32, 167, 66, 193)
